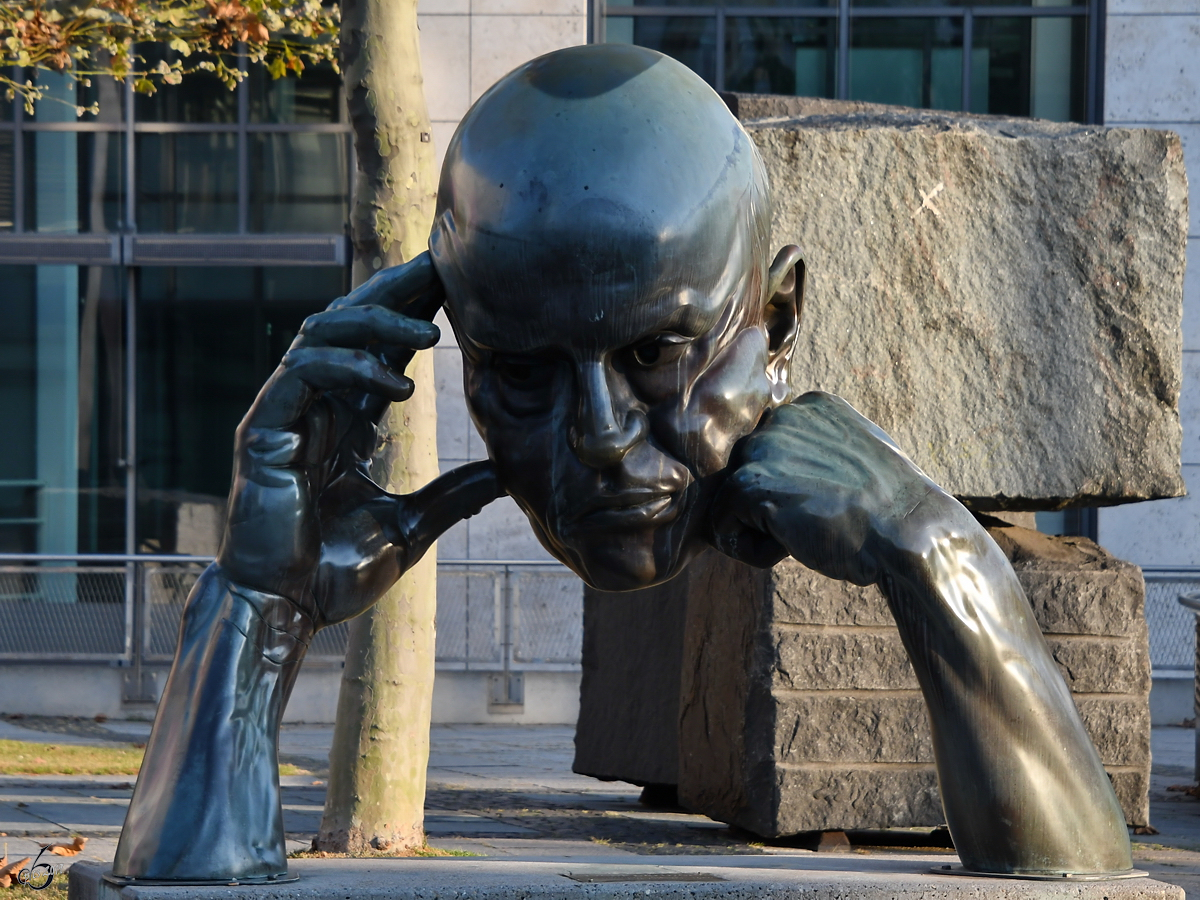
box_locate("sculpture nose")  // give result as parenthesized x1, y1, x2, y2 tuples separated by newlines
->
(572, 362, 647, 468)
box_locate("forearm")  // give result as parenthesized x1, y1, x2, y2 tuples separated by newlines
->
(112, 565, 313, 882)
(876, 489, 1131, 875)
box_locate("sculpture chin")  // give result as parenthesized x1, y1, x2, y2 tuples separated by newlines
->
(547, 523, 707, 593)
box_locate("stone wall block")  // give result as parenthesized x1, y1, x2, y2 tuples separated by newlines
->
(1049, 633, 1151, 694)
(773, 693, 932, 763)
(731, 97, 1187, 509)
(773, 629, 918, 691)
(767, 560, 893, 627)
(1077, 696, 1152, 767)
(772, 765, 942, 835)
(1018, 566, 1145, 635)
(574, 579, 688, 786)
(1109, 769, 1151, 828)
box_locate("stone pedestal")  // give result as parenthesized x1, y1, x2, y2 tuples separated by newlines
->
(576, 525, 1151, 836)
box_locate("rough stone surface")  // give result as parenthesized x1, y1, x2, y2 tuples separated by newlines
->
(68, 859, 1187, 900)
(726, 94, 1187, 510)
(573, 579, 687, 786)
(579, 524, 1152, 835)
(772, 766, 943, 835)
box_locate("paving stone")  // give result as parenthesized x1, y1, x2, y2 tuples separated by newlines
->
(67, 858, 1187, 900)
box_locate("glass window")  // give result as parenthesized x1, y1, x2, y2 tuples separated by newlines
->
(250, 133, 349, 232)
(136, 133, 239, 233)
(133, 46, 239, 124)
(725, 18, 835, 96)
(136, 266, 347, 555)
(27, 65, 124, 123)
(0, 265, 126, 554)
(850, 17, 964, 110)
(973, 16, 1085, 120)
(0, 132, 13, 231)
(24, 132, 124, 233)
(249, 62, 342, 124)
(852, 0, 1036, 7)
(606, 16, 719, 86)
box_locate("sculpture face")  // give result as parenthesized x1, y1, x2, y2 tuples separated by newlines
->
(431, 44, 799, 590)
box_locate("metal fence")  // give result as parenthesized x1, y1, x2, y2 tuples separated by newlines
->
(0, 555, 582, 679)
(1144, 568, 1200, 673)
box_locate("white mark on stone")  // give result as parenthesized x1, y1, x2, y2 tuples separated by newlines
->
(911, 182, 945, 219)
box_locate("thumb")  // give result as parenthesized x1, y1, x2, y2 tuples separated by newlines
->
(396, 461, 505, 566)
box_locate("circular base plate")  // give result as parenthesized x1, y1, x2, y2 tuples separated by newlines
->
(103, 871, 300, 887)
(931, 865, 1148, 882)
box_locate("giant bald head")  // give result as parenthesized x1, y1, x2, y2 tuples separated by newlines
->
(430, 44, 803, 590)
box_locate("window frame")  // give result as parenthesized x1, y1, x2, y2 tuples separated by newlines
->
(595, 0, 1106, 124)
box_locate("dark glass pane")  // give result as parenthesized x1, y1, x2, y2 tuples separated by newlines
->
(250, 133, 349, 232)
(24, 132, 124, 233)
(25, 62, 124, 122)
(136, 266, 347, 554)
(0, 132, 13, 231)
(133, 45, 239, 123)
(249, 62, 342, 124)
(0, 265, 126, 554)
(606, 16, 718, 86)
(972, 16, 1085, 121)
(849, 17, 964, 111)
(136, 133, 238, 233)
(853, 0, 1034, 8)
(725, 18, 834, 96)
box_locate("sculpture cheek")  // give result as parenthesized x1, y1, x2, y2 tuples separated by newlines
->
(657, 328, 772, 477)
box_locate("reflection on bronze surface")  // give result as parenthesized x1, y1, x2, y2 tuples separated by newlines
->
(113, 44, 1132, 882)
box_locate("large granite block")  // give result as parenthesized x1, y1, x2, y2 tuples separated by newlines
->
(573, 578, 686, 786)
(675, 527, 1152, 834)
(576, 524, 1152, 834)
(722, 94, 1187, 510)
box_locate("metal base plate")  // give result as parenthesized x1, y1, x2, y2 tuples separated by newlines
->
(931, 865, 1148, 882)
(103, 871, 300, 887)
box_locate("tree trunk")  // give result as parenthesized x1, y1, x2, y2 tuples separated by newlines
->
(316, 0, 440, 854)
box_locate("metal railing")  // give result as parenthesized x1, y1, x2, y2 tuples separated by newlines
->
(0, 555, 583, 699)
(1143, 568, 1200, 674)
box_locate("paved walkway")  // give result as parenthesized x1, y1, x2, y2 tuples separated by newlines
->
(2, 718, 1199, 895)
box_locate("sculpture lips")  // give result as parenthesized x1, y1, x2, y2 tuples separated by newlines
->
(572, 491, 678, 528)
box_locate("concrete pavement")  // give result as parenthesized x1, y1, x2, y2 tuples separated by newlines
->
(3, 717, 1200, 895)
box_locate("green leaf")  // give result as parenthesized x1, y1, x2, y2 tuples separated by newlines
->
(268, 56, 286, 79)
(133, 77, 155, 94)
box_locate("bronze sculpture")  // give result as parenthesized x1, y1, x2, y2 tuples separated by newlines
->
(111, 43, 1135, 883)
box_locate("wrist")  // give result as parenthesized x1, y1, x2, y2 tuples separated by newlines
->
(871, 483, 989, 579)
(197, 565, 316, 663)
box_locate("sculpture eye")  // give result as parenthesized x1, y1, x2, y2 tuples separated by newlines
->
(497, 357, 535, 385)
(629, 334, 688, 368)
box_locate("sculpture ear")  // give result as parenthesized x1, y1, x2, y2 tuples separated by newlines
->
(764, 245, 804, 405)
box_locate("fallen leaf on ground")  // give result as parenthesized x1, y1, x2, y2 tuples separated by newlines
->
(1167, 783, 1200, 798)
(0, 857, 32, 888)
(40, 836, 86, 856)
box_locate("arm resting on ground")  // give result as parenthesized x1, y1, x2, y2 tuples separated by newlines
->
(112, 565, 313, 882)
(878, 490, 1132, 875)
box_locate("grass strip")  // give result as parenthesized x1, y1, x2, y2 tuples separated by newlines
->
(0, 740, 307, 776)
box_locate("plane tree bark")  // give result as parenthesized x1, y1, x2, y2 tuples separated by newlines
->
(315, 0, 441, 854)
